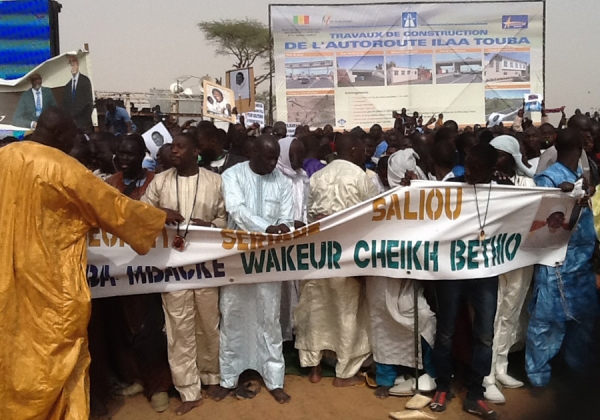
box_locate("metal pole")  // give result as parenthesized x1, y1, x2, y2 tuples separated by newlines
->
(413, 279, 420, 394)
(268, 5, 274, 126)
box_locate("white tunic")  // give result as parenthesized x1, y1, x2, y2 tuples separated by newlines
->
(294, 160, 378, 365)
(366, 277, 436, 368)
(220, 162, 293, 390)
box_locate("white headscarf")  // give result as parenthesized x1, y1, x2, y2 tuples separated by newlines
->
(387, 148, 427, 187)
(277, 137, 309, 223)
(490, 135, 535, 178)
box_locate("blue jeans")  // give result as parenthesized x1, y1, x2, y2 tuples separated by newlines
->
(433, 277, 498, 400)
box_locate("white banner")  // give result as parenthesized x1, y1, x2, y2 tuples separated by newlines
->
(89, 182, 575, 298)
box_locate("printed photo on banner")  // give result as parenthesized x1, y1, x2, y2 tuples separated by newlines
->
(484, 51, 530, 83)
(435, 52, 483, 85)
(202, 80, 235, 123)
(142, 122, 172, 159)
(521, 197, 576, 250)
(337, 55, 385, 87)
(287, 94, 335, 127)
(386, 54, 432, 86)
(485, 88, 530, 125)
(285, 57, 334, 89)
(0, 51, 96, 132)
(225, 67, 255, 113)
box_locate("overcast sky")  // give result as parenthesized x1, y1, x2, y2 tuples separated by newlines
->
(59, 0, 598, 112)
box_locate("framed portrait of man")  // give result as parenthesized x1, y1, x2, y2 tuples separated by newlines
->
(202, 80, 236, 124)
(225, 67, 255, 114)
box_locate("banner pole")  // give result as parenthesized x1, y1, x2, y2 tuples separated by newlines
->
(268, 5, 274, 126)
(413, 279, 420, 394)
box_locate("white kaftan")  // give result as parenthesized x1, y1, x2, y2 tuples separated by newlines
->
(220, 162, 293, 390)
(294, 159, 378, 378)
(486, 174, 536, 384)
(367, 149, 436, 369)
(276, 137, 309, 341)
(366, 278, 436, 368)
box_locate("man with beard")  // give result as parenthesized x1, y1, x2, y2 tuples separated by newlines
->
(196, 122, 246, 174)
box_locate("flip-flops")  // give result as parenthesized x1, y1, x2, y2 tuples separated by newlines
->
(365, 371, 378, 388)
(235, 381, 262, 400)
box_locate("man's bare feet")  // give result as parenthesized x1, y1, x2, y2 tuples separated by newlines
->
(175, 399, 203, 416)
(270, 388, 291, 404)
(333, 374, 365, 387)
(309, 365, 322, 383)
(375, 386, 391, 399)
(206, 385, 230, 402)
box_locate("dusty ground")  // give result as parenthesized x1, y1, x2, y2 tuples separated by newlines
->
(111, 374, 556, 420)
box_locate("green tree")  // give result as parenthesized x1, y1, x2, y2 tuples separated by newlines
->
(198, 19, 272, 86)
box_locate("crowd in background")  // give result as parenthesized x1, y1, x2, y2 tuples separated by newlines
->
(2, 103, 600, 420)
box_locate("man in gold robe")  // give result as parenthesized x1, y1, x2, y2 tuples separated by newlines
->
(0, 107, 167, 420)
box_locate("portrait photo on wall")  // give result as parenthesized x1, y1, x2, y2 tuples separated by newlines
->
(203, 80, 236, 123)
(225, 67, 255, 113)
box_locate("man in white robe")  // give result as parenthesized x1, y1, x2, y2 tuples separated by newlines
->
(276, 137, 309, 342)
(484, 135, 537, 403)
(220, 134, 294, 403)
(294, 133, 378, 386)
(366, 149, 437, 399)
(141, 132, 227, 415)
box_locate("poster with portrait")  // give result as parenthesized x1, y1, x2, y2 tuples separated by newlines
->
(0, 50, 97, 132)
(225, 67, 255, 113)
(524, 93, 543, 112)
(142, 122, 172, 159)
(202, 80, 236, 123)
(521, 196, 576, 250)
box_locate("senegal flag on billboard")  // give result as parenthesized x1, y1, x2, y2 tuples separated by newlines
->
(293, 15, 309, 25)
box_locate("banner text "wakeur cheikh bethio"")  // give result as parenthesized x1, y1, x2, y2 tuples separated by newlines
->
(87, 182, 574, 298)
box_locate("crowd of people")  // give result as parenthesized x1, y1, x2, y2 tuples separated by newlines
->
(1, 104, 600, 420)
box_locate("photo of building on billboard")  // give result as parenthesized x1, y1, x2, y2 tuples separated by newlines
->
(435, 53, 483, 85)
(484, 51, 530, 83)
(287, 94, 335, 126)
(337, 55, 385, 87)
(385, 54, 433, 86)
(485, 88, 529, 124)
(285, 57, 334, 89)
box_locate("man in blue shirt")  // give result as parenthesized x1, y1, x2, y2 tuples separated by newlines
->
(105, 99, 134, 136)
(526, 127, 600, 389)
